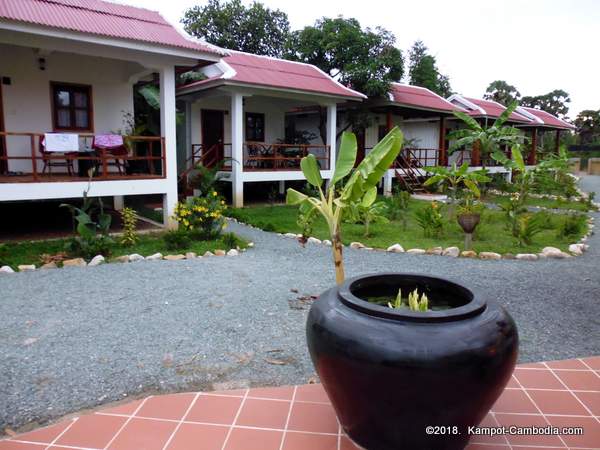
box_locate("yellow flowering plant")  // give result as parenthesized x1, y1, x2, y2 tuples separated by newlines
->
(172, 192, 227, 239)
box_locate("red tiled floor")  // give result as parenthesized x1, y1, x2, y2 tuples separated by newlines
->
(527, 389, 590, 415)
(10, 421, 73, 444)
(282, 431, 338, 450)
(236, 398, 290, 429)
(166, 423, 228, 450)
(491, 389, 538, 414)
(553, 368, 600, 391)
(185, 394, 243, 424)
(223, 428, 282, 450)
(107, 417, 176, 450)
(135, 393, 196, 420)
(573, 390, 600, 415)
(287, 402, 339, 434)
(55, 414, 127, 448)
(494, 413, 565, 447)
(2, 356, 599, 450)
(513, 368, 564, 389)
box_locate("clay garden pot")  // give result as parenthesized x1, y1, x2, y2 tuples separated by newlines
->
(457, 213, 481, 234)
(306, 273, 518, 450)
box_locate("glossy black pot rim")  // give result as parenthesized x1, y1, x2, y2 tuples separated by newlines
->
(337, 272, 487, 323)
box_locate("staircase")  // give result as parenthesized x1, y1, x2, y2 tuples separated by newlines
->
(394, 149, 430, 193)
(178, 143, 221, 199)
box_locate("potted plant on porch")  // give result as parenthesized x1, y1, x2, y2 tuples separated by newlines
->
(287, 128, 518, 450)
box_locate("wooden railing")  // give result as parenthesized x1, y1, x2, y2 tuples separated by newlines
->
(186, 142, 330, 172)
(0, 132, 165, 182)
(244, 143, 330, 171)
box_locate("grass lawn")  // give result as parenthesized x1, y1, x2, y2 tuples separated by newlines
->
(227, 199, 588, 255)
(0, 232, 246, 268)
(484, 194, 593, 212)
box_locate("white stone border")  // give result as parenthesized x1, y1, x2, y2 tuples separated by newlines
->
(0, 244, 250, 274)
(228, 216, 594, 263)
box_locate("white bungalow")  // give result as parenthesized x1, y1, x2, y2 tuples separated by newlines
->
(176, 51, 365, 207)
(0, 0, 225, 226)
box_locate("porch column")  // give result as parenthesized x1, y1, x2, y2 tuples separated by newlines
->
(386, 110, 393, 132)
(160, 65, 178, 229)
(231, 92, 244, 207)
(555, 130, 561, 154)
(326, 103, 337, 173)
(383, 172, 393, 196)
(185, 101, 193, 164)
(528, 128, 538, 165)
(438, 117, 447, 166)
(113, 196, 124, 211)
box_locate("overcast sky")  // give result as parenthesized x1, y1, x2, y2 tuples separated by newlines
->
(116, 0, 599, 119)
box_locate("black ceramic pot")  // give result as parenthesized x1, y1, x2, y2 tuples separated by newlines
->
(306, 273, 518, 450)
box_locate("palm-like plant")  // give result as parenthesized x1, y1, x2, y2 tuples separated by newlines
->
(448, 101, 527, 167)
(287, 128, 403, 284)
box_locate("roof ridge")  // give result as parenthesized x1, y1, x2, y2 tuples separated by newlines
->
(39, 0, 168, 26)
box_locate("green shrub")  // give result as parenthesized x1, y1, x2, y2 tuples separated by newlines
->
(120, 207, 139, 246)
(386, 189, 410, 228)
(163, 230, 191, 250)
(172, 193, 227, 239)
(557, 214, 586, 238)
(221, 232, 242, 249)
(263, 222, 276, 232)
(515, 214, 544, 246)
(415, 201, 445, 237)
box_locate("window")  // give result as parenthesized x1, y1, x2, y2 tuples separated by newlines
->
(51, 83, 92, 131)
(245, 112, 265, 142)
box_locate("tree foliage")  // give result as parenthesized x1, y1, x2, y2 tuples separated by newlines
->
(484, 80, 521, 106)
(182, 0, 290, 57)
(448, 101, 527, 166)
(286, 17, 403, 98)
(574, 109, 600, 144)
(521, 89, 571, 120)
(407, 40, 452, 97)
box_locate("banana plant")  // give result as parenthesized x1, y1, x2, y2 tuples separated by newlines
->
(345, 188, 389, 237)
(425, 162, 490, 201)
(287, 128, 403, 284)
(448, 101, 527, 166)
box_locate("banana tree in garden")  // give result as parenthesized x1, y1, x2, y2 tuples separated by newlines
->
(424, 162, 490, 216)
(287, 128, 403, 284)
(448, 101, 527, 167)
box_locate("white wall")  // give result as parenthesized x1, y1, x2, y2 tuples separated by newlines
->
(0, 44, 137, 172)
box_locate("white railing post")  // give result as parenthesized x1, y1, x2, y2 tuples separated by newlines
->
(231, 92, 244, 207)
(326, 103, 337, 175)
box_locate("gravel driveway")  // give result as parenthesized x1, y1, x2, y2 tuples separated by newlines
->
(1, 176, 599, 432)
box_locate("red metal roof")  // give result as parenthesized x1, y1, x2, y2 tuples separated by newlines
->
(390, 84, 462, 113)
(521, 107, 576, 130)
(0, 0, 225, 56)
(178, 51, 365, 99)
(463, 97, 531, 123)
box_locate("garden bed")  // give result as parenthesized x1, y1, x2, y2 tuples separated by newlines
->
(0, 231, 247, 269)
(226, 198, 589, 255)
(484, 193, 594, 212)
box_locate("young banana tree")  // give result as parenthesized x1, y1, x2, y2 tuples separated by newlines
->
(448, 101, 527, 167)
(424, 162, 490, 202)
(287, 128, 404, 284)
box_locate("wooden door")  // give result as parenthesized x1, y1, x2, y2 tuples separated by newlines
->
(201, 109, 224, 167)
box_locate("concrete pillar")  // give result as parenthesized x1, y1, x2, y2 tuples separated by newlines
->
(113, 195, 124, 211)
(231, 92, 244, 207)
(326, 104, 337, 173)
(159, 65, 178, 228)
(383, 171, 393, 197)
(278, 180, 285, 195)
(185, 101, 192, 164)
